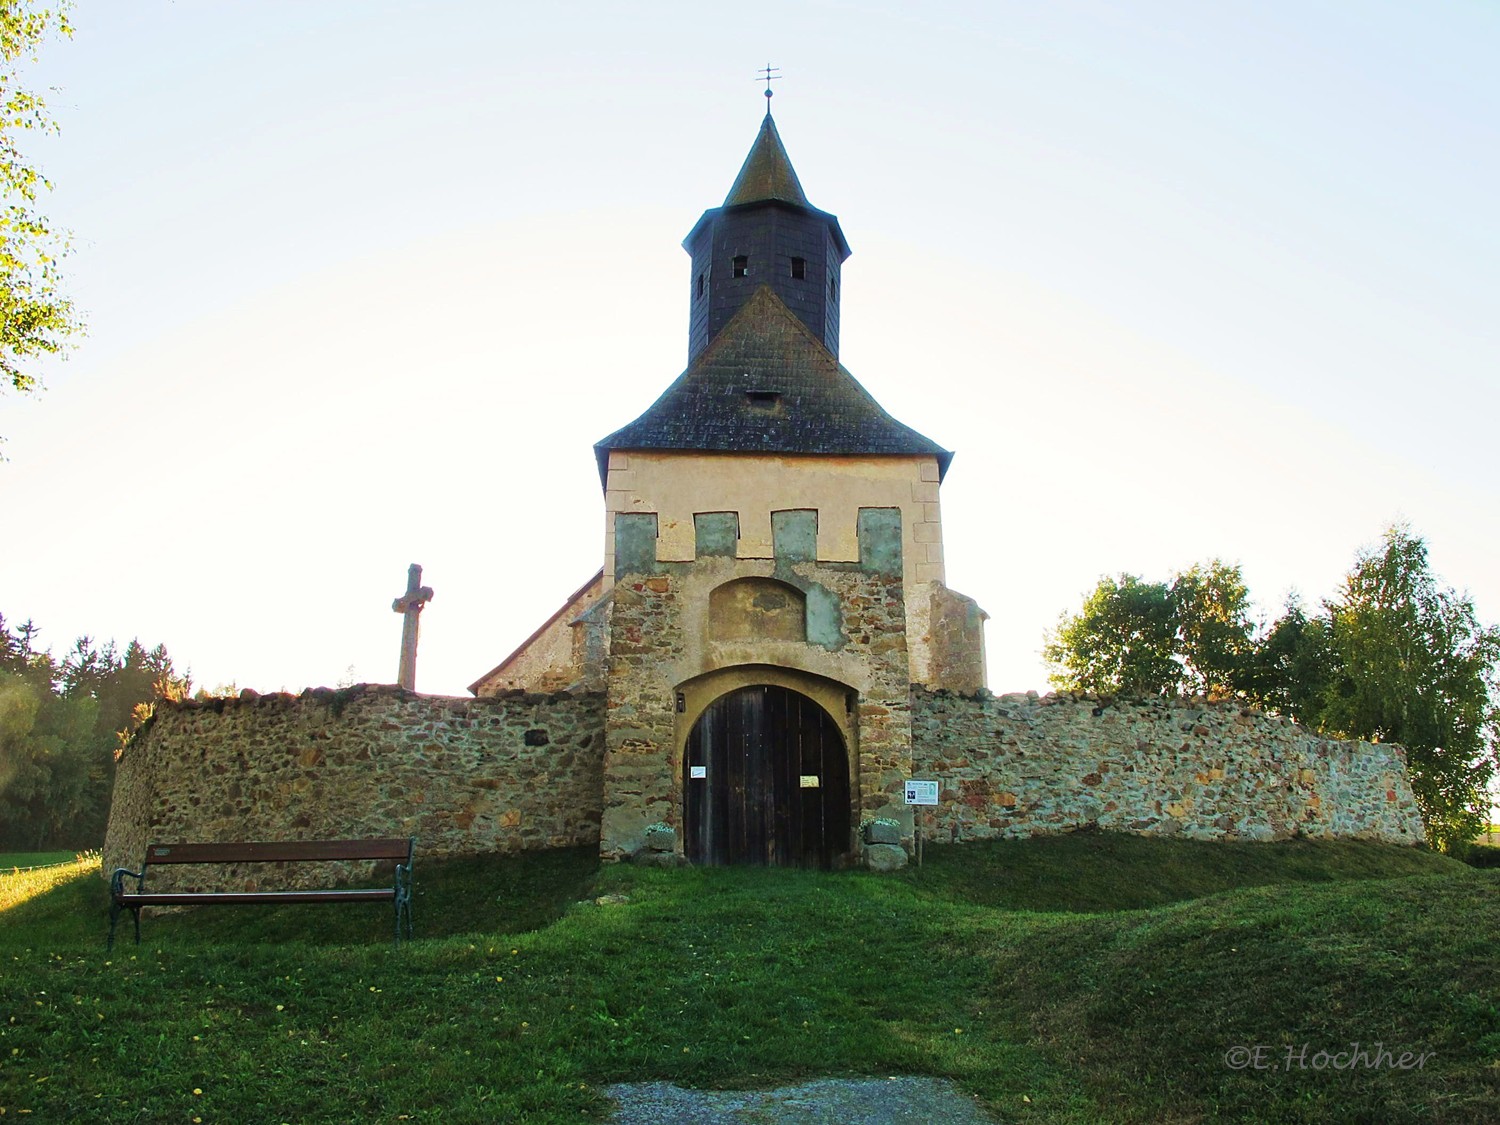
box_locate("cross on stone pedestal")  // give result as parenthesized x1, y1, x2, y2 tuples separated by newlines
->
(391, 563, 434, 691)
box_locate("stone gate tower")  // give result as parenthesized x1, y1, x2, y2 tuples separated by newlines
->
(471, 111, 989, 866)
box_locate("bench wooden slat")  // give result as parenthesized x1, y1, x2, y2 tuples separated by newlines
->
(143, 839, 412, 864)
(118, 889, 395, 906)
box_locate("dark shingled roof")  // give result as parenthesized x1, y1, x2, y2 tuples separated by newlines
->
(594, 286, 952, 483)
(723, 113, 808, 207)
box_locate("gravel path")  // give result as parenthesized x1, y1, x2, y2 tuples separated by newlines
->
(603, 1076, 999, 1124)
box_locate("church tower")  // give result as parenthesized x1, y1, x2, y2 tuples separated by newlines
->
(473, 109, 988, 869)
(682, 113, 850, 361)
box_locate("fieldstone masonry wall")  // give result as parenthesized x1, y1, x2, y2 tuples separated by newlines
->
(104, 684, 605, 888)
(922, 582, 987, 695)
(104, 682, 1425, 882)
(911, 689, 1424, 844)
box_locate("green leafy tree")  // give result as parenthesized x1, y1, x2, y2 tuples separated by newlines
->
(1045, 560, 1257, 698)
(1044, 574, 1180, 696)
(0, 613, 183, 849)
(0, 669, 95, 848)
(1241, 599, 1334, 721)
(0, 2, 80, 413)
(0, 620, 95, 849)
(1172, 560, 1257, 697)
(1312, 527, 1500, 852)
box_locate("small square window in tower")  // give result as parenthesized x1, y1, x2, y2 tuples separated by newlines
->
(732, 254, 748, 278)
(790, 257, 806, 279)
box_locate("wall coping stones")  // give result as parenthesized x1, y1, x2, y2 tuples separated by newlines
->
(119, 684, 607, 761)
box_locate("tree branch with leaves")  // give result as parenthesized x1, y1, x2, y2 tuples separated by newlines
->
(0, 1, 80, 413)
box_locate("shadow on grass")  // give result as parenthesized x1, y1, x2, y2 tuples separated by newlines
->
(900, 830, 1467, 913)
(0, 845, 601, 950)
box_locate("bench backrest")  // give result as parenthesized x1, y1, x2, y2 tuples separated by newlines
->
(143, 839, 414, 865)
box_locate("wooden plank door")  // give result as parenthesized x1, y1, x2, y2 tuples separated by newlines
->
(684, 685, 850, 867)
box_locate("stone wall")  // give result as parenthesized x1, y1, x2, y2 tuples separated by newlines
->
(921, 582, 988, 694)
(103, 678, 1427, 885)
(911, 689, 1424, 845)
(104, 684, 606, 886)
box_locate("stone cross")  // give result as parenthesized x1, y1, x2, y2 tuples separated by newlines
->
(391, 563, 434, 691)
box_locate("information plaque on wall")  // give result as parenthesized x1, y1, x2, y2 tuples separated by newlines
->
(904, 780, 939, 805)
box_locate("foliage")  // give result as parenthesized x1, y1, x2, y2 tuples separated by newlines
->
(1314, 527, 1500, 851)
(0, 838, 1489, 1123)
(0, 612, 183, 850)
(1464, 845, 1500, 869)
(1043, 560, 1255, 697)
(1239, 599, 1332, 719)
(1171, 560, 1257, 695)
(1043, 573, 1179, 696)
(0, 1, 80, 411)
(1044, 528, 1500, 853)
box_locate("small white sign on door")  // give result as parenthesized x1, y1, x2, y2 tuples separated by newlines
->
(904, 780, 939, 805)
(690, 765, 707, 779)
(799, 775, 820, 788)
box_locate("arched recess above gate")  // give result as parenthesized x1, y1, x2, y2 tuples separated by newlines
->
(708, 577, 807, 642)
(673, 664, 856, 767)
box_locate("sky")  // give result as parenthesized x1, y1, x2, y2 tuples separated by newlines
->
(2, 0, 1497, 703)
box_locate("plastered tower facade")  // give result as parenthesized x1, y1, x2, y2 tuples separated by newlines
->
(473, 112, 988, 866)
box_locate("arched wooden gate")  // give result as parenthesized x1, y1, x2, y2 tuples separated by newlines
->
(683, 684, 851, 868)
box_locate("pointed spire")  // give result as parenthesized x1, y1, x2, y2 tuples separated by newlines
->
(723, 112, 809, 208)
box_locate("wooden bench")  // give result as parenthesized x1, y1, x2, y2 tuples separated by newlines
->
(108, 838, 415, 949)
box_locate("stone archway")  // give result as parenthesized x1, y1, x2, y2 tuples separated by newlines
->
(683, 683, 851, 868)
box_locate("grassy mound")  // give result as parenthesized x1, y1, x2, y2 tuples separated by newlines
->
(995, 875, 1499, 1122)
(906, 830, 1458, 912)
(0, 836, 1490, 1124)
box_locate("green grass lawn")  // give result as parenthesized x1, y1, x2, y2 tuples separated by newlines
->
(1, 836, 1493, 1124)
(0, 850, 78, 870)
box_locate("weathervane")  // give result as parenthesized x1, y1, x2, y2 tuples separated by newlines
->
(758, 63, 781, 107)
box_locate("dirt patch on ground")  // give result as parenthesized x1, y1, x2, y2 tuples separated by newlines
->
(604, 1075, 998, 1123)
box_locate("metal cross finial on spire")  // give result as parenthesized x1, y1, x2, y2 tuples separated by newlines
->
(758, 63, 781, 108)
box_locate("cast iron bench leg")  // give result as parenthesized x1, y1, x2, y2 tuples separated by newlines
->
(393, 863, 414, 948)
(106, 902, 141, 951)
